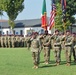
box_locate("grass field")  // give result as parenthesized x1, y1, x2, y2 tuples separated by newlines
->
(0, 48, 76, 75)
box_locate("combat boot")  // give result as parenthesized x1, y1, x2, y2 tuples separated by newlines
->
(32, 65, 36, 69)
(74, 60, 76, 62)
(35, 65, 38, 69)
(55, 62, 60, 66)
(45, 62, 49, 65)
(66, 63, 70, 66)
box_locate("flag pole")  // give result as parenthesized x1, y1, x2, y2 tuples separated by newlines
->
(63, 22, 66, 34)
(54, 21, 55, 33)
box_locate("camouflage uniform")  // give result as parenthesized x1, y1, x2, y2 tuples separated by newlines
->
(1, 36, 4, 47)
(38, 34, 44, 52)
(74, 45, 76, 62)
(11, 35, 15, 48)
(64, 33, 73, 66)
(15, 36, 19, 47)
(43, 34, 51, 64)
(8, 35, 11, 48)
(53, 34, 61, 65)
(4, 36, 8, 48)
(26, 36, 31, 50)
(31, 35, 40, 69)
(72, 34, 76, 62)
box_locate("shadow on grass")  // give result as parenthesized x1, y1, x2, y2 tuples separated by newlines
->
(39, 60, 76, 68)
(39, 64, 56, 68)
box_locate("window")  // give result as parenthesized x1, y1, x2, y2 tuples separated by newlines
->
(20, 30, 23, 35)
(6, 31, 8, 35)
(13, 30, 15, 35)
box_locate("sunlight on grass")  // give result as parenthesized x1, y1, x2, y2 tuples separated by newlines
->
(0, 48, 76, 75)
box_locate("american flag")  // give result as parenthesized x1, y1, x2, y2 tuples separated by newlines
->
(61, 0, 66, 22)
(49, 0, 56, 30)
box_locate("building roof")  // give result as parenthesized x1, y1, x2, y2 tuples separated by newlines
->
(0, 19, 42, 28)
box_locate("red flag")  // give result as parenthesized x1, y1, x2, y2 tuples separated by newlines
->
(41, 0, 47, 30)
(49, 0, 56, 30)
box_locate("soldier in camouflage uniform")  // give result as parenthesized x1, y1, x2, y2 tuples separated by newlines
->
(4, 35, 8, 48)
(52, 30, 61, 66)
(1, 35, 4, 47)
(8, 35, 11, 48)
(31, 34, 40, 69)
(11, 35, 15, 48)
(72, 33, 76, 62)
(42, 30, 51, 64)
(64, 31, 73, 66)
(38, 34, 44, 52)
(26, 35, 31, 50)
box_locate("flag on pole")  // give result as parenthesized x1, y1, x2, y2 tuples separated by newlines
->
(49, 0, 56, 30)
(41, 0, 47, 30)
(61, 0, 66, 22)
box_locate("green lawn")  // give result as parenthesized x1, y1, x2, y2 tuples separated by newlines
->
(0, 48, 76, 75)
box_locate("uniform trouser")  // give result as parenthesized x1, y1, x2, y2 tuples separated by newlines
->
(32, 51, 40, 65)
(65, 46, 72, 63)
(73, 48, 76, 61)
(27, 43, 31, 50)
(54, 47, 61, 63)
(11, 42, 15, 48)
(43, 47, 50, 63)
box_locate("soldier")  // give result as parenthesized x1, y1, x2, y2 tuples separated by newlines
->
(26, 35, 31, 50)
(74, 45, 76, 62)
(64, 30, 73, 66)
(31, 34, 40, 69)
(11, 35, 15, 48)
(42, 30, 51, 64)
(72, 33, 76, 62)
(52, 30, 61, 66)
(15, 35, 19, 47)
(17, 35, 20, 47)
(8, 35, 11, 48)
(4, 35, 8, 48)
(1, 35, 4, 47)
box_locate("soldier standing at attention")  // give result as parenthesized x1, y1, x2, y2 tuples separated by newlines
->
(72, 33, 76, 62)
(11, 35, 15, 48)
(1, 35, 4, 47)
(8, 35, 11, 48)
(64, 31, 73, 66)
(52, 30, 61, 66)
(26, 35, 31, 50)
(31, 34, 40, 69)
(42, 30, 51, 64)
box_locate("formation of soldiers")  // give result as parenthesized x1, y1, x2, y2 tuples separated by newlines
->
(0, 35, 26, 48)
(0, 30, 76, 69)
(30, 30, 76, 69)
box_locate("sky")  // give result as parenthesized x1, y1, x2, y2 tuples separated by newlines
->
(2, 0, 51, 20)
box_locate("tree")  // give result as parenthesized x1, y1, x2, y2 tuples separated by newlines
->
(0, 0, 24, 32)
(56, 0, 76, 24)
(55, 3, 70, 32)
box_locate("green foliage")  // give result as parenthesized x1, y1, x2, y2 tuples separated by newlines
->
(56, 0, 76, 24)
(55, 0, 76, 31)
(0, 0, 24, 29)
(8, 20, 15, 29)
(55, 3, 63, 31)
(0, 48, 76, 75)
(0, 10, 3, 16)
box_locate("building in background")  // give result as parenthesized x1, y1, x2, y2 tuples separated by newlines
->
(0, 19, 75, 36)
(0, 19, 52, 37)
